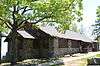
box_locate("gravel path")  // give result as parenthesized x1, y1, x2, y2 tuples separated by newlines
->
(61, 51, 100, 66)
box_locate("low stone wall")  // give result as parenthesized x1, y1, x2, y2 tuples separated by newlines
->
(54, 48, 79, 56)
(35, 48, 80, 58)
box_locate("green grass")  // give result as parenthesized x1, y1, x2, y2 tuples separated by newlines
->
(96, 54, 100, 57)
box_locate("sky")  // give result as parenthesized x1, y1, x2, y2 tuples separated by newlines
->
(1, 37, 7, 58)
(82, 0, 100, 39)
(1, 0, 100, 58)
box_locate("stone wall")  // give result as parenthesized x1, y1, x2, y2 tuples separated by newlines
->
(53, 38, 80, 57)
(32, 49, 53, 58)
(53, 48, 79, 56)
(15, 39, 34, 60)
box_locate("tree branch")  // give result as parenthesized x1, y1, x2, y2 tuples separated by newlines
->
(7, 20, 13, 27)
(31, 16, 51, 24)
(21, 6, 28, 15)
(68, 0, 75, 9)
(20, 6, 32, 15)
(64, 0, 75, 11)
(17, 6, 32, 14)
(42, 21, 56, 22)
(17, 18, 29, 29)
(17, 6, 26, 12)
(0, 17, 12, 29)
(16, 1, 20, 13)
(12, 6, 16, 23)
(4, 22, 12, 29)
(12, 5, 18, 29)
(22, 8, 32, 15)
(24, 9, 32, 13)
(0, 17, 13, 26)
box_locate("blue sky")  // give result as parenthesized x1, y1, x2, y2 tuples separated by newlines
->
(1, 0, 100, 58)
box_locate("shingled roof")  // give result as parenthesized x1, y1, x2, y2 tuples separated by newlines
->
(17, 30, 35, 39)
(5, 26, 93, 43)
(40, 26, 93, 42)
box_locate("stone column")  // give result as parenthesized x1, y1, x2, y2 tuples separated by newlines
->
(53, 38, 59, 56)
(48, 37, 54, 57)
(68, 40, 72, 56)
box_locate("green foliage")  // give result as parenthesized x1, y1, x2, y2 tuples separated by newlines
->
(0, 0, 83, 32)
(96, 54, 100, 57)
(34, 0, 83, 32)
(93, 6, 100, 36)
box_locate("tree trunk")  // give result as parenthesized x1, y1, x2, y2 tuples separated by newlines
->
(10, 30, 17, 66)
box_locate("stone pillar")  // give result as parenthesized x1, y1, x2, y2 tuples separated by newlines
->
(68, 40, 72, 56)
(53, 38, 59, 56)
(48, 37, 54, 57)
(23, 39, 33, 59)
(68, 40, 72, 47)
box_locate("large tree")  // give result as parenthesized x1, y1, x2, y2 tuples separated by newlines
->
(93, 6, 100, 36)
(0, 0, 83, 65)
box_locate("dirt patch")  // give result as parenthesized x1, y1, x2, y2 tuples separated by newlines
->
(63, 58, 87, 66)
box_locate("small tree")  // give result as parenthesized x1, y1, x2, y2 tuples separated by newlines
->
(0, 0, 83, 65)
(93, 6, 100, 36)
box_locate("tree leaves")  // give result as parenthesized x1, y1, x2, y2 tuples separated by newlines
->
(0, 0, 83, 32)
(93, 6, 100, 36)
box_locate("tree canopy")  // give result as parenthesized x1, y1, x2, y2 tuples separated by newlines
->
(0, 0, 83, 31)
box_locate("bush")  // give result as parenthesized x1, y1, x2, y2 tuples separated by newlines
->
(87, 58, 100, 65)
